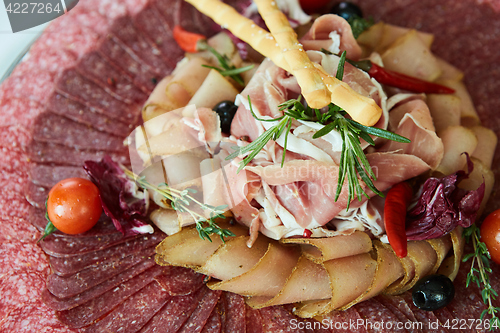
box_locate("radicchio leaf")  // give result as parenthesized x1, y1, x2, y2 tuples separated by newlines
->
(405, 156, 485, 241)
(84, 156, 153, 237)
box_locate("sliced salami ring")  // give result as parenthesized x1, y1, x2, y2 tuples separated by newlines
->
(47, 93, 133, 137)
(259, 305, 310, 333)
(0, 299, 76, 333)
(0, 190, 31, 220)
(29, 207, 119, 237)
(47, 249, 156, 298)
(43, 258, 156, 311)
(0, 125, 31, 149)
(222, 293, 246, 333)
(354, 298, 411, 333)
(49, 241, 155, 277)
(154, 266, 205, 296)
(0, 169, 28, 193)
(0, 146, 29, 173)
(201, 304, 222, 333)
(178, 289, 222, 333)
(0, 238, 50, 276)
(79, 281, 171, 333)
(24, 181, 48, 209)
(0, 269, 46, 319)
(27, 141, 130, 167)
(245, 304, 264, 333)
(56, 265, 165, 328)
(32, 113, 127, 152)
(29, 164, 88, 189)
(317, 307, 368, 333)
(399, 293, 448, 333)
(39, 229, 162, 258)
(0, 216, 40, 242)
(138, 286, 208, 333)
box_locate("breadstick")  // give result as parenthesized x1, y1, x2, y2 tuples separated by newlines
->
(183, 0, 382, 126)
(314, 63, 383, 126)
(254, 0, 331, 109)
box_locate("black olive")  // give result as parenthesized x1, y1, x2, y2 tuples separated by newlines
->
(330, 2, 363, 21)
(412, 274, 455, 311)
(213, 100, 238, 134)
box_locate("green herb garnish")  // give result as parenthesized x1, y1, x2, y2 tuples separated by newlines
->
(463, 225, 500, 330)
(201, 44, 254, 86)
(226, 52, 409, 208)
(38, 200, 57, 243)
(123, 168, 234, 243)
(347, 16, 374, 39)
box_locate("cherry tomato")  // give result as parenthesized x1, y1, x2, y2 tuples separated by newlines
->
(299, 0, 331, 14)
(47, 178, 102, 235)
(480, 209, 500, 264)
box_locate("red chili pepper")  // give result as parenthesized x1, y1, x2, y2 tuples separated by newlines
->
(347, 59, 455, 94)
(303, 229, 312, 238)
(384, 182, 413, 258)
(173, 25, 206, 53)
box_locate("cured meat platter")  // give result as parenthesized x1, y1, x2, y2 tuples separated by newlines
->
(1, 0, 499, 332)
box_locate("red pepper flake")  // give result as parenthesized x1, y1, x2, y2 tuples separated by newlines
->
(303, 229, 312, 238)
(173, 25, 206, 53)
(384, 182, 413, 258)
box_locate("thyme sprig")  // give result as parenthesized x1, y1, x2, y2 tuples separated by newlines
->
(347, 16, 374, 39)
(123, 168, 234, 242)
(201, 44, 254, 86)
(463, 224, 500, 330)
(226, 52, 409, 208)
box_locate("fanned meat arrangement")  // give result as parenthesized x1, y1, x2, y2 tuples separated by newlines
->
(1, 0, 500, 332)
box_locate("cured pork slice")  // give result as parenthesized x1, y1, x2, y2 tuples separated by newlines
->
(0, 238, 50, 276)
(177, 289, 222, 333)
(0, 216, 39, 243)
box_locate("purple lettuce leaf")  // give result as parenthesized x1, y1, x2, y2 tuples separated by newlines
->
(84, 156, 153, 237)
(405, 156, 485, 241)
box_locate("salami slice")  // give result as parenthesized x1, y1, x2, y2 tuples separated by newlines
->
(154, 266, 204, 296)
(32, 113, 126, 152)
(399, 293, 448, 333)
(0, 299, 76, 333)
(0, 169, 28, 193)
(56, 265, 164, 328)
(0, 269, 46, 319)
(29, 164, 88, 189)
(259, 305, 309, 333)
(354, 298, 411, 333)
(201, 305, 222, 333)
(55, 68, 141, 123)
(49, 243, 155, 277)
(39, 229, 162, 257)
(222, 292, 246, 333)
(178, 288, 222, 333)
(29, 207, 119, 237)
(375, 295, 420, 328)
(47, 93, 133, 137)
(245, 304, 264, 333)
(43, 258, 156, 311)
(0, 238, 50, 276)
(319, 307, 368, 333)
(27, 141, 130, 167)
(47, 249, 156, 298)
(75, 51, 147, 104)
(138, 286, 208, 333)
(0, 189, 30, 219)
(0, 146, 29, 173)
(24, 181, 48, 209)
(0, 125, 31, 149)
(79, 281, 171, 333)
(0, 216, 40, 242)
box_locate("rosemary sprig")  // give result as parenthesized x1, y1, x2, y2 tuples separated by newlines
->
(201, 44, 254, 86)
(226, 52, 409, 208)
(347, 16, 374, 39)
(463, 224, 500, 330)
(123, 168, 234, 243)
